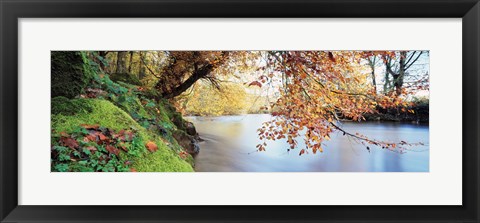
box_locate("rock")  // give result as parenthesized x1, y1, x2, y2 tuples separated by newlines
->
(172, 130, 200, 156)
(51, 51, 88, 99)
(185, 121, 199, 139)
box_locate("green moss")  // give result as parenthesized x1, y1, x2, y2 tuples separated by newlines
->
(131, 141, 193, 172)
(51, 96, 93, 116)
(51, 51, 91, 99)
(52, 99, 141, 134)
(158, 99, 186, 131)
(51, 98, 193, 172)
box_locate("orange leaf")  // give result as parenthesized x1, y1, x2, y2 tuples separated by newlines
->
(98, 133, 107, 141)
(145, 141, 158, 152)
(248, 81, 262, 88)
(80, 124, 100, 130)
(105, 145, 120, 156)
(299, 149, 305, 156)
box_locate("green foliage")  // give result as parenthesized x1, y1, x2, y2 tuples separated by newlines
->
(109, 73, 142, 85)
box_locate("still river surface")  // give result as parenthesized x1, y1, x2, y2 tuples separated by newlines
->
(186, 114, 429, 172)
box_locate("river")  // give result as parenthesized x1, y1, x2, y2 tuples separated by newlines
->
(186, 114, 429, 172)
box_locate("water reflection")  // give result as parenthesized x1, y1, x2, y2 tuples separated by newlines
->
(186, 114, 429, 172)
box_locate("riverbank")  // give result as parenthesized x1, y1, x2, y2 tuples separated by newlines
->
(51, 51, 199, 172)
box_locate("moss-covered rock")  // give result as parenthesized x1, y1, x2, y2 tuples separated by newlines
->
(51, 51, 88, 99)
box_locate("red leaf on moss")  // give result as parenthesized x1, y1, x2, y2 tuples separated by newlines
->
(83, 133, 97, 142)
(60, 137, 79, 149)
(145, 141, 158, 152)
(80, 124, 100, 130)
(105, 145, 120, 156)
(98, 133, 107, 141)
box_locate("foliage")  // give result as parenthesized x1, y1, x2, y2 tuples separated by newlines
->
(109, 72, 142, 85)
(184, 81, 248, 116)
(51, 125, 142, 172)
(251, 51, 423, 154)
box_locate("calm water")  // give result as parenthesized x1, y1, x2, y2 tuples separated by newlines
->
(186, 114, 429, 172)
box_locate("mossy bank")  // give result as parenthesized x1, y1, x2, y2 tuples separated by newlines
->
(50, 51, 198, 172)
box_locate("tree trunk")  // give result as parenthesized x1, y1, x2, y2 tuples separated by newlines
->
(394, 51, 406, 95)
(116, 51, 128, 74)
(139, 52, 146, 80)
(160, 64, 214, 99)
(368, 56, 377, 94)
(128, 51, 134, 73)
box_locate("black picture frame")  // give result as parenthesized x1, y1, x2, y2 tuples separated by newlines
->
(1, 0, 478, 222)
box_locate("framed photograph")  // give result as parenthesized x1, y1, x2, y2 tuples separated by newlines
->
(1, 0, 479, 222)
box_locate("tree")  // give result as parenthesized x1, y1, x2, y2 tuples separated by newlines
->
(139, 52, 146, 80)
(383, 51, 424, 95)
(185, 81, 247, 116)
(116, 51, 128, 74)
(366, 55, 379, 94)
(153, 51, 232, 99)
(128, 51, 134, 73)
(252, 51, 419, 153)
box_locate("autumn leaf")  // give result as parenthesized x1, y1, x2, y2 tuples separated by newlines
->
(145, 141, 158, 152)
(248, 81, 262, 88)
(98, 133, 107, 141)
(80, 124, 100, 130)
(83, 133, 97, 142)
(299, 149, 305, 156)
(60, 137, 79, 149)
(105, 145, 120, 156)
